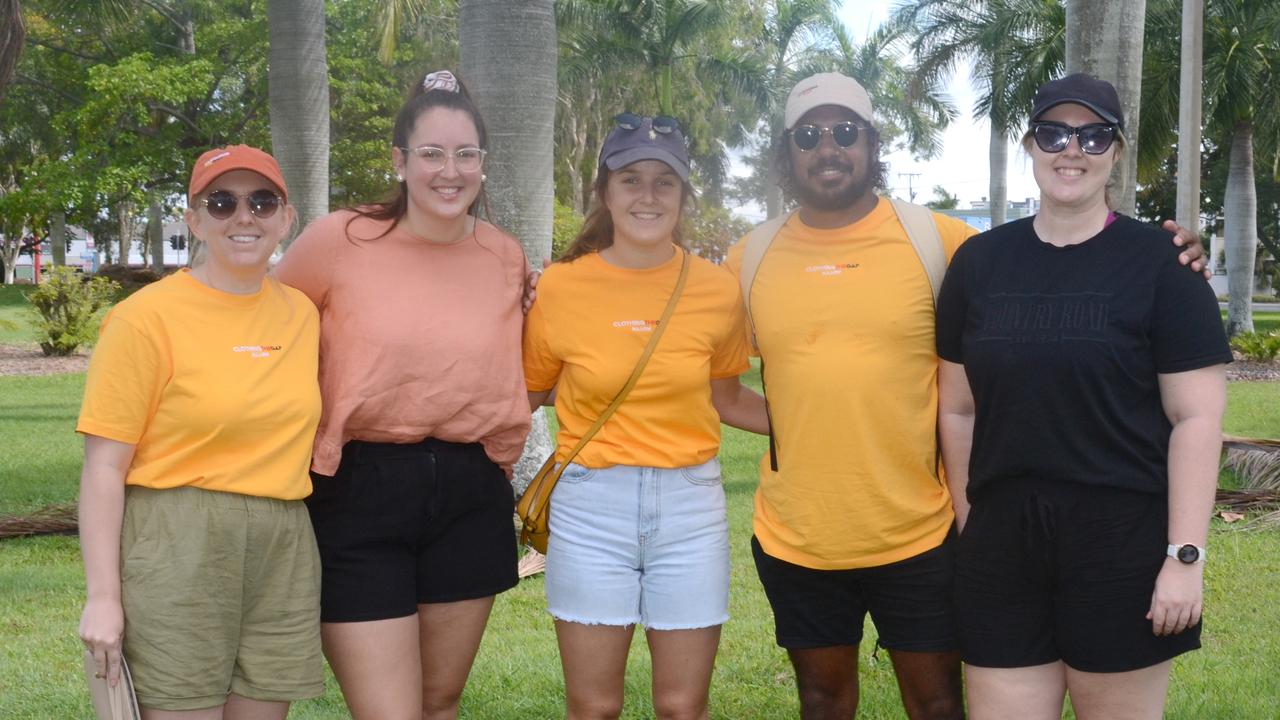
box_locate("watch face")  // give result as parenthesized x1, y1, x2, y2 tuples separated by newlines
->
(1176, 544, 1200, 563)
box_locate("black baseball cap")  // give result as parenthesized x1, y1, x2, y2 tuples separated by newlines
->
(598, 115, 690, 181)
(1031, 73, 1125, 130)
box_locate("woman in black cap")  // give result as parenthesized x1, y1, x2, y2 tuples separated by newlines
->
(934, 73, 1231, 718)
(523, 113, 767, 719)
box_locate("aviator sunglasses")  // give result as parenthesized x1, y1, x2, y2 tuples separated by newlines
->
(615, 112, 681, 135)
(201, 189, 283, 220)
(1030, 121, 1119, 155)
(788, 121, 865, 152)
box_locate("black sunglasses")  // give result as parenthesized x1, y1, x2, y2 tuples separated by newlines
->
(615, 112, 681, 135)
(1030, 121, 1118, 155)
(201, 189, 283, 220)
(788, 122, 865, 152)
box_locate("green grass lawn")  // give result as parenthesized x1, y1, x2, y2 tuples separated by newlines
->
(0, 363, 1278, 717)
(0, 284, 36, 343)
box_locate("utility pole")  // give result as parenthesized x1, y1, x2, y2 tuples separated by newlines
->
(898, 172, 922, 203)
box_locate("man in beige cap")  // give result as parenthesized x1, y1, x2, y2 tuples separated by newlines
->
(725, 72, 1207, 719)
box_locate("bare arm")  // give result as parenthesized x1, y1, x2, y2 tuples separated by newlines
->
(937, 360, 976, 532)
(78, 434, 136, 687)
(528, 388, 553, 412)
(1147, 364, 1226, 636)
(710, 376, 769, 435)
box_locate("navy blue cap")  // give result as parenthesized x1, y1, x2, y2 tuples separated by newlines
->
(1031, 73, 1125, 130)
(598, 117, 690, 181)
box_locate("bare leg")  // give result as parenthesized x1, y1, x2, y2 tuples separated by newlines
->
(223, 695, 289, 720)
(646, 626, 721, 720)
(321, 615, 423, 720)
(418, 596, 497, 720)
(556, 620, 635, 720)
(887, 649, 964, 719)
(788, 645, 859, 720)
(1066, 660, 1172, 720)
(141, 707, 224, 720)
(965, 662, 1066, 720)
(141, 697, 287, 720)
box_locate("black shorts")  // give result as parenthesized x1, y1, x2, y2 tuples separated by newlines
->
(751, 534, 958, 652)
(956, 479, 1201, 673)
(306, 438, 519, 622)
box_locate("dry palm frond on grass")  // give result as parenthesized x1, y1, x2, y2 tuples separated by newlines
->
(0, 503, 79, 540)
(1220, 436, 1280, 528)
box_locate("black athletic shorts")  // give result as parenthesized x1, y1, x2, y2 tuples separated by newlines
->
(306, 438, 519, 623)
(751, 533, 959, 652)
(955, 479, 1201, 673)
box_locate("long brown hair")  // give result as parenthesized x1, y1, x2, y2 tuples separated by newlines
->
(558, 166, 695, 263)
(345, 71, 491, 241)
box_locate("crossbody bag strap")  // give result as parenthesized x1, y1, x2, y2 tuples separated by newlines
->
(554, 248, 690, 469)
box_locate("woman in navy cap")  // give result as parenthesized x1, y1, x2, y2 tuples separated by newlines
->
(523, 114, 767, 719)
(935, 73, 1230, 718)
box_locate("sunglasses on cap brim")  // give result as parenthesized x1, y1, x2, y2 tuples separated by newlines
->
(1029, 121, 1118, 155)
(614, 112, 681, 135)
(200, 189, 283, 219)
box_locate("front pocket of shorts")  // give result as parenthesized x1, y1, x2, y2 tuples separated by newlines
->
(558, 462, 596, 485)
(680, 458, 722, 486)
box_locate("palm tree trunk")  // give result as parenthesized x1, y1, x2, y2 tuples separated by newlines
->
(268, 0, 330, 240)
(989, 120, 1008, 226)
(0, 0, 25, 100)
(459, 0, 558, 494)
(459, 0, 557, 267)
(148, 200, 165, 271)
(1224, 121, 1256, 336)
(1065, 0, 1146, 216)
(1175, 0, 1203, 236)
(765, 116, 784, 219)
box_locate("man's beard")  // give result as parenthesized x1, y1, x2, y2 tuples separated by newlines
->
(791, 159, 875, 212)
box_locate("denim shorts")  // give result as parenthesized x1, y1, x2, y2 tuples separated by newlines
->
(545, 458, 730, 630)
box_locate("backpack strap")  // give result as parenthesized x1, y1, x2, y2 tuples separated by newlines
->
(888, 197, 947, 307)
(739, 210, 794, 352)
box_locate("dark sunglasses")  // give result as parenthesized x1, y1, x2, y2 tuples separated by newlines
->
(615, 112, 681, 135)
(1030, 121, 1118, 155)
(201, 189, 283, 220)
(788, 122, 865, 152)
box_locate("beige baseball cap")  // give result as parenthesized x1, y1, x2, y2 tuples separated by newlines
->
(784, 72, 876, 130)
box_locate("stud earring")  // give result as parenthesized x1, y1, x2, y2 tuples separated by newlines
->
(396, 173, 404, 182)
(481, 174, 488, 183)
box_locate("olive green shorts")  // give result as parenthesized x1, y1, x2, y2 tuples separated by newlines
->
(120, 485, 323, 711)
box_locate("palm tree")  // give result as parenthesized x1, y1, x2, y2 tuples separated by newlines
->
(901, 0, 1064, 226)
(0, 0, 25, 99)
(557, 0, 771, 202)
(1143, 0, 1280, 335)
(1064, 0, 1146, 216)
(756, 0, 844, 218)
(268, 0, 331, 238)
(459, 0, 558, 493)
(1176, 0, 1204, 234)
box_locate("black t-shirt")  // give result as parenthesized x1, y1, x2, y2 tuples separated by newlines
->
(936, 215, 1231, 500)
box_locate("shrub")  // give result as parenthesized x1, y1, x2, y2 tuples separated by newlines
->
(25, 266, 120, 356)
(551, 199, 584, 262)
(1230, 332, 1280, 362)
(96, 263, 162, 293)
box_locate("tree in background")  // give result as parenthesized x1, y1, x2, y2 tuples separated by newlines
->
(1064, 0, 1146, 216)
(268, 0, 330, 236)
(1142, 0, 1280, 334)
(900, 0, 1063, 226)
(459, 0, 557, 267)
(925, 184, 960, 209)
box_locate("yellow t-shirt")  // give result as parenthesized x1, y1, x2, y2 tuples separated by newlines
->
(524, 250, 750, 469)
(725, 198, 976, 569)
(77, 270, 321, 500)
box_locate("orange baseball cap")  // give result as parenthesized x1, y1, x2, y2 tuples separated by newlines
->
(188, 145, 288, 203)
